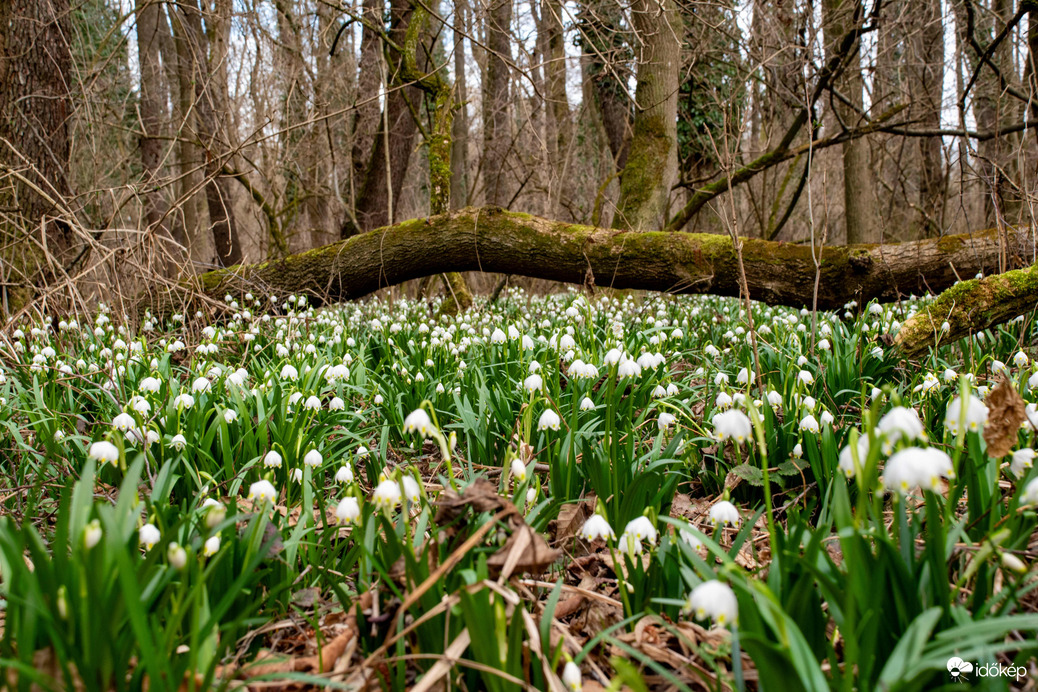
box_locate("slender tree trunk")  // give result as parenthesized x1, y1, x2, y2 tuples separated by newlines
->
(173, 0, 242, 267)
(906, 0, 946, 235)
(450, 0, 470, 208)
(612, 0, 681, 231)
(351, 0, 385, 197)
(0, 0, 76, 314)
(541, 0, 570, 217)
(483, 0, 513, 206)
(580, 0, 630, 171)
(823, 0, 877, 243)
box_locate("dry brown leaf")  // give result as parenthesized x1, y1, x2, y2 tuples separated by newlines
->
(487, 523, 561, 577)
(984, 376, 1026, 457)
(555, 498, 592, 542)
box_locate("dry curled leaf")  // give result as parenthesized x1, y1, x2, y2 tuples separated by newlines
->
(984, 376, 1026, 458)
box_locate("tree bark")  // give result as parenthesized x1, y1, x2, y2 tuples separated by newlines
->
(450, 0, 470, 209)
(612, 0, 681, 231)
(483, 0, 513, 207)
(140, 206, 1034, 318)
(0, 0, 76, 313)
(822, 0, 877, 244)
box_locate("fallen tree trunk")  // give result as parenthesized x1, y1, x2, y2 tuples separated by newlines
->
(893, 263, 1038, 358)
(139, 206, 1034, 320)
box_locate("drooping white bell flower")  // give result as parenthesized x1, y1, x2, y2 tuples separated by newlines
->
(685, 580, 738, 627)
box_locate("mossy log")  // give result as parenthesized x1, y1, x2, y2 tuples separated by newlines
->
(893, 263, 1038, 358)
(140, 206, 1033, 321)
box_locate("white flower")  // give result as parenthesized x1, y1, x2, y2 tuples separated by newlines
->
(304, 396, 322, 410)
(797, 370, 814, 386)
(523, 373, 544, 393)
(838, 434, 870, 477)
(248, 479, 278, 504)
(263, 450, 283, 468)
(491, 328, 506, 344)
(708, 500, 740, 527)
(1010, 448, 1036, 478)
(877, 407, 926, 446)
(538, 408, 561, 431)
(84, 519, 102, 549)
(616, 531, 644, 556)
(223, 409, 238, 424)
(202, 499, 226, 528)
(335, 465, 354, 483)
(792, 443, 803, 458)
(562, 661, 582, 692)
(579, 514, 615, 541)
(580, 396, 595, 411)
(88, 440, 119, 465)
(372, 479, 402, 509)
(992, 360, 1007, 375)
(617, 359, 641, 379)
(191, 377, 211, 394)
(1014, 351, 1029, 368)
(401, 476, 422, 504)
(174, 393, 194, 409)
(736, 367, 754, 385)
(112, 412, 136, 432)
(820, 410, 835, 426)
(883, 447, 953, 493)
(280, 364, 298, 380)
(329, 396, 345, 411)
(767, 390, 783, 408)
(510, 458, 527, 482)
(139, 376, 161, 393)
(303, 449, 323, 467)
(291, 468, 303, 483)
(335, 497, 361, 524)
(139, 523, 160, 550)
(170, 434, 187, 452)
(712, 409, 752, 444)
(1021, 477, 1038, 504)
(685, 580, 738, 627)
(203, 535, 221, 557)
(715, 391, 733, 409)
(623, 516, 657, 545)
(658, 412, 676, 431)
(403, 408, 435, 437)
(167, 542, 188, 569)
(679, 529, 703, 549)
(944, 395, 989, 436)
(799, 414, 820, 434)
(374, 393, 384, 405)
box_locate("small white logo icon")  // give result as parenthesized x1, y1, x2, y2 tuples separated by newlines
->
(947, 657, 974, 680)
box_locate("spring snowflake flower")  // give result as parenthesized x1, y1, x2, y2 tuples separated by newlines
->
(84, 519, 102, 549)
(838, 435, 870, 477)
(579, 514, 615, 542)
(191, 377, 211, 394)
(538, 408, 561, 431)
(203, 536, 221, 557)
(1015, 351, 1030, 368)
(167, 542, 188, 570)
(88, 440, 119, 465)
(715, 391, 733, 409)
(523, 373, 544, 393)
(174, 393, 195, 410)
(491, 328, 506, 344)
(263, 450, 283, 468)
(766, 390, 783, 408)
(1021, 477, 1038, 505)
(372, 478, 402, 509)
(992, 360, 1007, 375)
(799, 414, 820, 434)
(510, 458, 527, 482)
(883, 447, 953, 493)
(223, 409, 238, 424)
(303, 449, 323, 468)
(329, 396, 345, 411)
(679, 529, 703, 549)
(617, 359, 641, 379)
(1010, 448, 1036, 478)
(139, 376, 161, 393)
(579, 396, 596, 412)
(944, 395, 989, 435)
(562, 661, 582, 692)
(685, 580, 738, 627)
(403, 408, 435, 437)
(798, 370, 814, 386)
(139, 523, 160, 550)
(658, 412, 676, 431)
(709, 500, 740, 527)
(170, 434, 187, 452)
(335, 465, 354, 484)
(792, 443, 803, 458)
(623, 516, 657, 546)
(112, 412, 136, 432)
(712, 409, 752, 444)
(202, 498, 226, 528)
(820, 410, 835, 426)
(248, 480, 278, 504)
(304, 396, 321, 411)
(877, 406, 926, 446)
(280, 364, 298, 381)
(335, 497, 361, 524)
(617, 531, 644, 556)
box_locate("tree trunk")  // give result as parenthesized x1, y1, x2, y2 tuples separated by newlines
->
(579, 0, 630, 171)
(906, 0, 945, 235)
(612, 0, 681, 231)
(0, 0, 76, 314)
(173, 0, 242, 267)
(140, 206, 1034, 318)
(450, 0, 470, 209)
(541, 0, 570, 218)
(135, 0, 176, 242)
(483, 0, 513, 206)
(822, 0, 877, 244)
